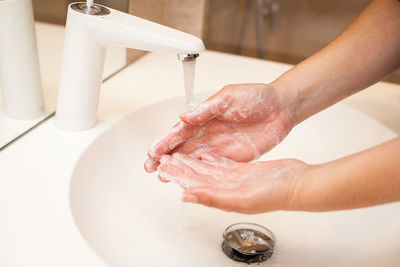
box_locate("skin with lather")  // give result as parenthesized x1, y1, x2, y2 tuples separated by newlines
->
(145, 0, 400, 214)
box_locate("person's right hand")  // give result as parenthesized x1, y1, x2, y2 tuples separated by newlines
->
(145, 83, 297, 173)
(157, 152, 308, 214)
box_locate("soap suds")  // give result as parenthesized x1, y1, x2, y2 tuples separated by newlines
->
(148, 121, 186, 158)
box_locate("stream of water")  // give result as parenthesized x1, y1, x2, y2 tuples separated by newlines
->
(182, 60, 198, 111)
(84, 0, 197, 111)
(86, 0, 94, 12)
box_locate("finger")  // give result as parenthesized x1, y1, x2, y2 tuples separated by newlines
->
(144, 158, 160, 173)
(158, 159, 183, 183)
(172, 152, 221, 176)
(158, 156, 206, 189)
(158, 174, 170, 183)
(180, 98, 227, 125)
(182, 187, 248, 213)
(148, 121, 197, 159)
(199, 152, 240, 169)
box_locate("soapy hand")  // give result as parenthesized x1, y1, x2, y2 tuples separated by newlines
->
(144, 83, 295, 173)
(157, 152, 308, 214)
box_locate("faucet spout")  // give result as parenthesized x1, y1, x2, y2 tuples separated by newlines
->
(56, 3, 205, 131)
(178, 53, 200, 62)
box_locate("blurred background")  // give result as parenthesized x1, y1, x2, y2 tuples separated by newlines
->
(32, 0, 400, 84)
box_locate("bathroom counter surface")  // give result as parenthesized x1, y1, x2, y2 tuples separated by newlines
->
(0, 22, 126, 148)
(0, 51, 399, 266)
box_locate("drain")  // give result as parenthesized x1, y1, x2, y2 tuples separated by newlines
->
(222, 223, 275, 264)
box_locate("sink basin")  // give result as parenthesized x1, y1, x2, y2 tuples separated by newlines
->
(70, 93, 400, 266)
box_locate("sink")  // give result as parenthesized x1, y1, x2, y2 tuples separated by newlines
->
(70, 93, 400, 266)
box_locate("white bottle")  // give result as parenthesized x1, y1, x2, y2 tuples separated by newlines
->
(0, 0, 44, 120)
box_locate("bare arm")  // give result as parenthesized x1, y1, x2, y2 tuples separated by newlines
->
(280, 0, 400, 210)
(146, 0, 400, 172)
(148, 0, 400, 214)
(275, 0, 400, 125)
(289, 137, 400, 211)
(160, 137, 400, 214)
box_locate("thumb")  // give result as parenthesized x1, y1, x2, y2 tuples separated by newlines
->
(182, 187, 246, 213)
(180, 99, 226, 125)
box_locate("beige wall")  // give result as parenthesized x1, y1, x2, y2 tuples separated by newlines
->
(207, 0, 369, 60)
(32, 0, 400, 83)
(205, 0, 400, 84)
(32, 0, 129, 24)
(127, 0, 206, 63)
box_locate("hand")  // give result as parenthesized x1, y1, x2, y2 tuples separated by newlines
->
(145, 83, 296, 173)
(157, 152, 308, 214)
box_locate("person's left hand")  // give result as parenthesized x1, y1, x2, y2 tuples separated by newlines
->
(157, 152, 309, 214)
(145, 83, 296, 174)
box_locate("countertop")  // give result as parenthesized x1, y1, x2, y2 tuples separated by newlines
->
(0, 50, 399, 266)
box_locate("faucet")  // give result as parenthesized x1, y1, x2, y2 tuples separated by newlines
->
(56, 2, 205, 131)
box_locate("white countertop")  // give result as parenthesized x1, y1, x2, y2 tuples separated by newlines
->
(0, 50, 399, 266)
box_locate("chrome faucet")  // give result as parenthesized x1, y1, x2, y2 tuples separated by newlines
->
(56, 3, 205, 131)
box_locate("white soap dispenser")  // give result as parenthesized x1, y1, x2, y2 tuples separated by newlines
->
(0, 0, 44, 120)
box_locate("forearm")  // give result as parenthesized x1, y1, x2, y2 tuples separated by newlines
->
(290, 137, 400, 211)
(272, 0, 400, 124)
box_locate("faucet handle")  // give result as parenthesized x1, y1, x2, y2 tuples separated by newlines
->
(70, 2, 111, 16)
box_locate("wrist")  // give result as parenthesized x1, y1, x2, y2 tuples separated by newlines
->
(284, 162, 315, 211)
(268, 80, 302, 126)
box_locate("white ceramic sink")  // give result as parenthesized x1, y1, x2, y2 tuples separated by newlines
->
(70, 93, 400, 267)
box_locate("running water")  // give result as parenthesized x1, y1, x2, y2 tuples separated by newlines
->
(182, 60, 198, 111)
(86, 0, 94, 13)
